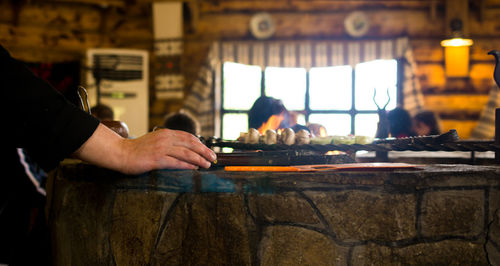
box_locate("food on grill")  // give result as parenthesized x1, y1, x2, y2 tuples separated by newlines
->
(240, 127, 374, 146)
(246, 128, 260, 144)
(295, 129, 311, 144)
(238, 132, 247, 142)
(259, 134, 265, 144)
(332, 135, 355, 145)
(264, 129, 278, 144)
(309, 135, 374, 145)
(310, 136, 334, 145)
(281, 128, 296, 145)
(355, 135, 374, 144)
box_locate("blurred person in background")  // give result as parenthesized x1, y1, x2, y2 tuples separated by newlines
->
(248, 96, 288, 133)
(90, 104, 114, 121)
(162, 109, 200, 136)
(413, 110, 441, 136)
(248, 96, 311, 134)
(387, 107, 415, 138)
(307, 123, 328, 137)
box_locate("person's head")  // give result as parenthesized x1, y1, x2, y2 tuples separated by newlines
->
(307, 123, 327, 137)
(163, 110, 200, 135)
(413, 110, 441, 136)
(387, 107, 413, 138)
(91, 104, 114, 121)
(248, 96, 288, 133)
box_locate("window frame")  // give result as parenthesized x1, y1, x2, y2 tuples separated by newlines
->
(220, 59, 404, 138)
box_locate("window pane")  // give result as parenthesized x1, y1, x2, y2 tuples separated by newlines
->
(296, 114, 306, 126)
(223, 62, 262, 110)
(308, 114, 351, 136)
(355, 59, 397, 111)
(265, 67, 306, 110)
(222, 113, 248, 140)
(355, 114, 379, 137)
(309, 66, 352, 110)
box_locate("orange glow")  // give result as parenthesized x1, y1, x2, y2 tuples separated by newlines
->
(444, 46, 470, 77)
(258, 114, 284, 134)
(440, 38, 473, 77)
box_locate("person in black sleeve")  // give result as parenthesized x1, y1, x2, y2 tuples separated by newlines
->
(0, 44, 216, 265)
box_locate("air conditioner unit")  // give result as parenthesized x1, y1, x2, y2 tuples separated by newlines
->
(85, 49, 149, 137)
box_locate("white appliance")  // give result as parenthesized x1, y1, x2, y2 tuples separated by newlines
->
(85, 49, 149, 137)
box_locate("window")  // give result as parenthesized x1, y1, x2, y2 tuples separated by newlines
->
(221, 59, 399, 139)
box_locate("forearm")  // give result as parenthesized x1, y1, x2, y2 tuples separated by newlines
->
(72, 123, 128, 173)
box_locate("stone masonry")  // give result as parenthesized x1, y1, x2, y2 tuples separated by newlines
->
(48, 163, 500, 265)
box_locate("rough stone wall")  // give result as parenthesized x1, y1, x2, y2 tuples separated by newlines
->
(48, 163, 500, 265)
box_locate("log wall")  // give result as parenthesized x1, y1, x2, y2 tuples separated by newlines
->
(3, 0, 500, 138)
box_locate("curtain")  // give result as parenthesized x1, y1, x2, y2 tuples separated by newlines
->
(184, 37, 425, 137)
(469, 82, 498, 139)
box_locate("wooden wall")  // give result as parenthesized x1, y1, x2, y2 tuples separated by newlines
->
(3, 0, 500, 138)
(183, 0, 500, 139)
(0, 1, 153, 61)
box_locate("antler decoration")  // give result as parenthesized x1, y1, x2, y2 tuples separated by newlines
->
(373, 88, 391, 110)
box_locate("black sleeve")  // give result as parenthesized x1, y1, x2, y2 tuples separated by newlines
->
(0, 45, 100, 171)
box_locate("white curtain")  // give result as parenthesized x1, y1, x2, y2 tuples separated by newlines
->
(184, 37, 425, 137)
(470, 82, 498, 139)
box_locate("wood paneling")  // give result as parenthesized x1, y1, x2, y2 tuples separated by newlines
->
(441, 119, 478, 139)
(3, 0, 500, 136)
(424, 94, 489, 114)
(199, 0, 443, 13)
(195, 9, 445, 40)
(0, 2, 152, 62)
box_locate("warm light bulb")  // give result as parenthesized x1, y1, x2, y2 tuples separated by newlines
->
(440, 38, 473, 47)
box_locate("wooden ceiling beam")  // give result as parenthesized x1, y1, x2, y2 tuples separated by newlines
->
(39, 0, 126, 8)
(197, 0, 445, 13)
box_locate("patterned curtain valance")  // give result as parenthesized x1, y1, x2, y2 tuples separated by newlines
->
(184, 37, 425, 137)
(210, 37, 409, 68)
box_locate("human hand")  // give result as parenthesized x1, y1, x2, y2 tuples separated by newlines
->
(74, 124, 217, 175)
(119, 128, 217, 174)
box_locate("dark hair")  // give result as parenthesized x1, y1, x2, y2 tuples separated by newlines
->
(90, 104, 114, 121)
(291, 124, 311, 134)
(387, 107, 414, 138)
(414, 110, 441, 135)
(163, 111, 199, 135)
(248, 96, 287, 129)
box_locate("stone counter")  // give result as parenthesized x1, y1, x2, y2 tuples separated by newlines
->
(47, 163, 500, 265)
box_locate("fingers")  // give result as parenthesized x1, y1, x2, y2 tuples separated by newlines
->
(166, 146, 212, 169)
(162, 130, 217, 164)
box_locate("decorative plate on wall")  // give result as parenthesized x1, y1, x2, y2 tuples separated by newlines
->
(249, 12, 275, 40)
(344, 11, 370, 38)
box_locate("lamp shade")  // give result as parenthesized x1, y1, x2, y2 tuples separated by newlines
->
(441, 38, 473, 77)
